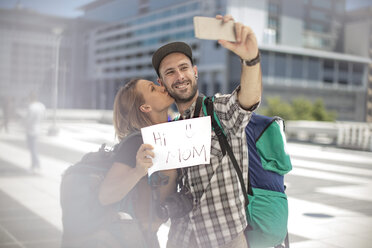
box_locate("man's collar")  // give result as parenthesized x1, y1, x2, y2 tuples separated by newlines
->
(180, 93, 205, 119)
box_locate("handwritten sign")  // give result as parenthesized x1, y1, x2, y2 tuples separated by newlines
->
(141, 116, 211, 176)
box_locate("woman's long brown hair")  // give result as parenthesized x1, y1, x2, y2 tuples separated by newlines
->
(113, 78, 153, 140)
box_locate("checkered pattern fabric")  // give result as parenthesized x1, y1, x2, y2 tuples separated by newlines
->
(167, 87, 254, 248)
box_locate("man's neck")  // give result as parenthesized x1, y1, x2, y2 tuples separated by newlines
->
(176, 93, 199, 116)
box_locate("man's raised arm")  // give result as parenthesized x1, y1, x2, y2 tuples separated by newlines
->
(217, 14, 262, 110)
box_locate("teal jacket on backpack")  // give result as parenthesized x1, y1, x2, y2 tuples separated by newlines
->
(244, 113, 292, 248)
(202, 97, 292, 248)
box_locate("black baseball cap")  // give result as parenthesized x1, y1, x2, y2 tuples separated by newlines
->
(152, 42, 193, 76)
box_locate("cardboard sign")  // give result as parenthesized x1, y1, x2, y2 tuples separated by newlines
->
(141, 116, 211, 176)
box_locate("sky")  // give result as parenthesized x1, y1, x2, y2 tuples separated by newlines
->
(0, 0, 371, 18)
(0, 0, 94, 18)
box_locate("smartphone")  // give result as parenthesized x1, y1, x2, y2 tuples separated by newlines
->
(193, 16, 236, 42)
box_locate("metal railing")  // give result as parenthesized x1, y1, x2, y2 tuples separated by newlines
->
(286, 120, 372, 151)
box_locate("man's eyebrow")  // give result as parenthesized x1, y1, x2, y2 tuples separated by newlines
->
(178, 63, 189, 67)
(164, 67, 175, 73)
(164, 63, 189, 72)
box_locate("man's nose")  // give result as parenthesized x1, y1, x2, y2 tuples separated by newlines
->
(175, 69, 185, 80)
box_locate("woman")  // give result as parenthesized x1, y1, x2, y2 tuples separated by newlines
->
(98, 78, 177, 247)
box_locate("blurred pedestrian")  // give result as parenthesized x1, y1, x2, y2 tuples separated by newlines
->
(0, 96, 12, 132)
(25, 92, 45, 173)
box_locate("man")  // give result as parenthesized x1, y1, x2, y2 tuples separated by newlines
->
(152, 15, 261, 248)
(25, 93, 46, 173)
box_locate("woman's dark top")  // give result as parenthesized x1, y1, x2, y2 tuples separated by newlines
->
(113, 132, 143, 167)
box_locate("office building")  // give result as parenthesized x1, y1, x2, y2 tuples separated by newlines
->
(81, 0, 370, 121)
(1, 0, 369, 122)
(344, 6, 372, 122)
(0, 7, 69, 107)
(0, 6, 102, 109)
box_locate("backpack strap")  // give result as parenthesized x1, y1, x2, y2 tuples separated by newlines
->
(203, 96, 249, 208)
(193, 96, 203, 118)
(204, 97, 227, 156)
(173, 96, 203, 121)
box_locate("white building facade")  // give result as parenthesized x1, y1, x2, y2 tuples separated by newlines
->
(81, 0, 370, 121)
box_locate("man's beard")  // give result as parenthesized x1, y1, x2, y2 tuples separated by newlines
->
(164, 80, 198, 103)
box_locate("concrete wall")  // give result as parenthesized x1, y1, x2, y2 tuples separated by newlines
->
(227, 0, 267, 44)
(281, 0, 304, 47)
(344, 21, 370, 57)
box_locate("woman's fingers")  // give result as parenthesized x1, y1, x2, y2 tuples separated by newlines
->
(137, 144, 154, 158)
(136, 144, 155, 175)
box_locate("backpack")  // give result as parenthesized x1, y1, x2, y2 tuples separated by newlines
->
(60, 132, 148, 248)
(201, 96, 292, 248)
(244, 113, 292, 248)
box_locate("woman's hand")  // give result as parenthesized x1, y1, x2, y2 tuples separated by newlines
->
(135, 144, 155, 177)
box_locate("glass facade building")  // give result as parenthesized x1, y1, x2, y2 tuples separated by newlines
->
(1, 0, 369, 121)
(81, 0, 370, 121)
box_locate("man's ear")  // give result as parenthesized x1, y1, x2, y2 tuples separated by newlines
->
(193, 65, 198, 77)
(139, 104, 152, 113)
(157, 77, 163, 86)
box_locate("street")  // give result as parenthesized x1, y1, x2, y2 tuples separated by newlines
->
(0, 121, 371, 248)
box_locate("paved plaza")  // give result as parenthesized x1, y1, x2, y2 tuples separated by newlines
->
(0, 121, 371, 248)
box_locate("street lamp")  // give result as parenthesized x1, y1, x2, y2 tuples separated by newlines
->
(48, 27, 63, 136)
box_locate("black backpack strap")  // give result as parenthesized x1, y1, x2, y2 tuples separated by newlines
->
(205, 97, 227, 156)
(204, 97, 249, 208)
(193, 96, 204, 118)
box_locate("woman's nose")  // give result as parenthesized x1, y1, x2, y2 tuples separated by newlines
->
(158, 85, 166, 92)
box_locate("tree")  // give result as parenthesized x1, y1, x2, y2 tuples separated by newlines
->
(291, 98, 314, 120)
(261, 97, 294, 120)
(311, 99, 336, 121)
(260, 97, 336, 121)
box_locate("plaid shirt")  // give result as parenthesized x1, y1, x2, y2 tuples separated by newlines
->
(167, 87, 253, 248)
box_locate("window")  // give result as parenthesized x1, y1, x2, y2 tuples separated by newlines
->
(161, 23, 171, 30)
(352, 63, 364, 86)
(307, 22, 328, 33)
(268, 2, 280, 15)
(311, 0, 332, 9)
(323, 59, 334, 70)
(308, 57, 319, 80)
(261, 51, 269, 76)
(339, 61, 348, 72)
(274, 53, 286, 77)
(323, 59, 334, 83)
(304, 35, 322, 49)
(268, 17, 279, 29)
(177, 6, 187, 14)
(309, 9, 328, 22)
(291, 55, 303, 79)
(353, 63, 363, 73)
(338, 61, 349, 85)
(176, 19, 187, 27)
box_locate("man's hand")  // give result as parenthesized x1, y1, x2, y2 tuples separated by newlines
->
(215, 14, 261, 110)
(216, 15, 259, 60)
